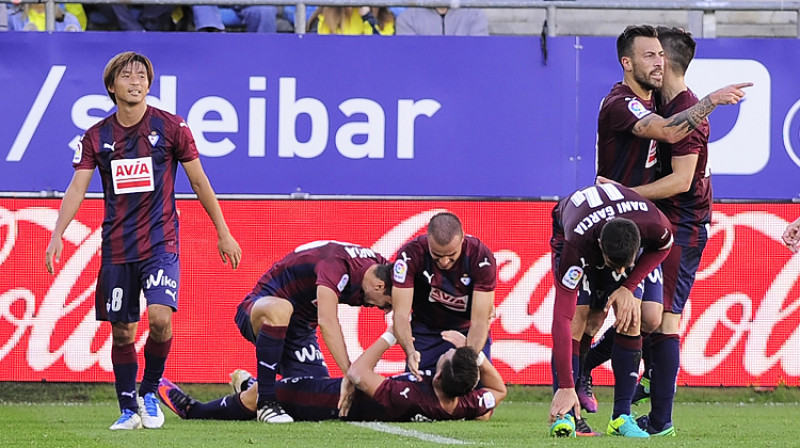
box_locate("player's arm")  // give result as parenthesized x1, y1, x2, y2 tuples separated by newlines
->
(549, 284, 581, 423)
(466, 290, 493, 352)
(632, 154, 698, 200)
(347, 333, 394, 398)
(391, 286, 420, 377)
(316, 285, 351, 375)
(182, 158, 241, 269)
(45, 169, 93, 274)
(632, 83, 751, 143)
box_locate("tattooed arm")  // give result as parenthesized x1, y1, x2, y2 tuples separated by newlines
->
(632, 82, 752, 144)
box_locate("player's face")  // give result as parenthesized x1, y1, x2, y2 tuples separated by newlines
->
(110, 62, 150, 106)
(629, 36, 664, 92)
(362, 268, 392, 311)
(435, 348, 456, 374)
(601, 252, 634, 275)
(428, 234, 464, 271)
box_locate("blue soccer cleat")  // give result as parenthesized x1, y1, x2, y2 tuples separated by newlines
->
(549, 414, 576, 437)
(607, 414, 650, 438)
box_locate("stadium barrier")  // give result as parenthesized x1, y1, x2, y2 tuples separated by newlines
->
(1, 198, 798, 386)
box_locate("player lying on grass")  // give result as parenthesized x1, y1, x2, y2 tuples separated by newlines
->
(158, 330, 506, 422)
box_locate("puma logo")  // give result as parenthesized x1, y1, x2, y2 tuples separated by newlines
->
(259, 361, 278, 370)
(120, 390, 136, 398)
(422, 271, 433, 284)
(399, 387, 410, 399)
(165, 289, 176, 301)
(478, 257, 491, 268)
(103, 142, 116, 151)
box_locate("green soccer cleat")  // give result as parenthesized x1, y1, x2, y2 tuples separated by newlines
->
(607, 414, 650, 438)
(549, 414, 576, 438)
(632, 376, 651, 406)
(636, 414, 676, 437)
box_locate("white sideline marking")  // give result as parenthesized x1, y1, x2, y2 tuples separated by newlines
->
(348, 421, 471, 445)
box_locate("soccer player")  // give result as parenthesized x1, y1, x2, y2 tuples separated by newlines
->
(575, 25, 751, 428)
(158, 330, 506, 422)
(619, 26, 719, 437)
(391, 212, 496, 380)
(549, 183, 673, 438)
(44, 52, 242, 431)
(232, 240, 393, 423)
(783, 216, 800, 253)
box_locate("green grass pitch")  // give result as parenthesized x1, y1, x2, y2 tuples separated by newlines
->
(1, 384, 798, 447)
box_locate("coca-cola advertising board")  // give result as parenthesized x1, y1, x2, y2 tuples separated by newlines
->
(1, 199, 798, 386)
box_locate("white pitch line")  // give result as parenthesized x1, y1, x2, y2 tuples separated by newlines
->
(348, 421, 471, 445)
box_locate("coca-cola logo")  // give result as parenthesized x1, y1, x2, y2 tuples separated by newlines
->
(1, 201, 797, 386)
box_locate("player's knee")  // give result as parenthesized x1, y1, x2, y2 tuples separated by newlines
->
(251, 296, 293, 326)
(640, 304, 663, 333)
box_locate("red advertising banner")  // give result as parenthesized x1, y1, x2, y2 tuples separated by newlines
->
(1, 199, 798, 386)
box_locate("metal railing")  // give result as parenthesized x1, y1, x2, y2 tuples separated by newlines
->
(13, 0, 800, 37)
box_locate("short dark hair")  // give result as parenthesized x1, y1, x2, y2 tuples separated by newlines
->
(374, 263, 393, 297)
(427, 212, 463, 246)
(616, 25, 658, 63)
(103, 51, 154, 105)
(656, 26, 696, 76)
(440, 346, 480, 398)
(599, 218, 641, 270)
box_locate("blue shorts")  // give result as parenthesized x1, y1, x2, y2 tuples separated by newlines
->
(235, 300, 329, 378)
(410, 321, 492, 374)
(275, 376, 388, 421)
(577, 265, 663, 309)
(95, 252, 180, 322)
(662, 242, 704, 314)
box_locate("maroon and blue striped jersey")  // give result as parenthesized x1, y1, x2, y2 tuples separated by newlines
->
(243, 241, 387, 328)
(392, 235, 496, 332)
(656, 89, 712, 246)
(73, 106, 199, 264)
(596, 83, 659, 187)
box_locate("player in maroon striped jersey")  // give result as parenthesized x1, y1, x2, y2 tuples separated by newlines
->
(157, 330, 506, 422)
(232, 241, 393, 423)
(549, 183, 673, 437)
(390, 212, 496, 381)
(45, 52, 241, 431)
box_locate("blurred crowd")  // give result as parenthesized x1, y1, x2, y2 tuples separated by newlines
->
(0, 3, 489, 35)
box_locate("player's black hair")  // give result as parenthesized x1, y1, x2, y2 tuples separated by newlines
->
(103, 51, 154, 105)
(374, 263, 394, 297)
(440, 346, 480, 398)
(599, 218, 641, 270)
(616, 25, 658, 64)
(427, 212, 464, 246)
(656, 26, 696, 76)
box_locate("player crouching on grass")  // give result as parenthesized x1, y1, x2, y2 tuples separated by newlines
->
(158, 330, 507, 422)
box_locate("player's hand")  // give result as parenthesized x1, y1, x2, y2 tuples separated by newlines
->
(782, 218, 800, 254)
(605, 286, 640, 333)
(217, 233, 242, 269)
(595, 175, 621, 186)
(549, 388, 581, 424)
(441, 330, 467, 348)
(407, 351, 422, 380)
(710, 82, 752, 106)
(45, 237, 63, 274)
(338, 376, 356, 417)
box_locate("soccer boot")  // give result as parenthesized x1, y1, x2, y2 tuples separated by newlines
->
(606, 414, 650, 437)
(575, 417, 602, 436)
(576, 375, 598, 413)
(229, 369, 255, 393)
(549, 414, 576, 438)
(632, 376, 651, 406)
(636, 414, 676, 437)
(257, 401, 294, 423)
(109, 408, 143, 430)
(138, 392, 165, 428)
(158, 378, 197, 419)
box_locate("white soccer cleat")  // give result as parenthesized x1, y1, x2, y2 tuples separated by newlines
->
(257, 402, 294, 423)
(109, 408, 143, 430)
(138, 393, 165, 429)
(229, 369, 255, 394)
